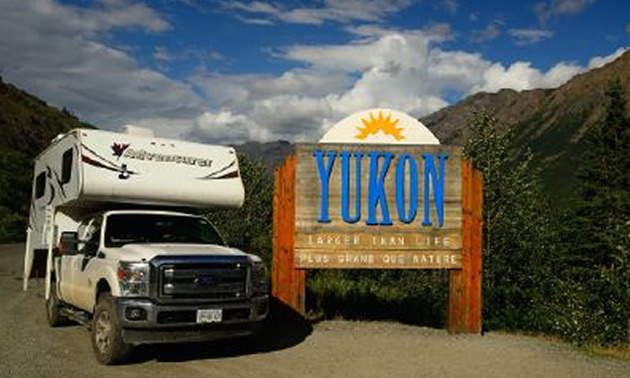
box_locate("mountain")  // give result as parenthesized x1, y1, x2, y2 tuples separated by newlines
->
(0, 78, 93, 157)
(1, 49, 628, 239)
(421, 50, 630, 201)
(235, 140, 294, 171)
(0, 77, 93, 241)
(238, 48, 630, 202)
(236, 51, 630, 203)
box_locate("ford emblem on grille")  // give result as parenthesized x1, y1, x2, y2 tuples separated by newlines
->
(194, 275, 220, 286)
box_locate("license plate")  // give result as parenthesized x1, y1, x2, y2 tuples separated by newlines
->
(196, 309, 222, 323)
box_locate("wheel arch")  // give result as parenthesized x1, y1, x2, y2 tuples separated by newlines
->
(91, 263, 121, 311)
(93, 276, 116, 311)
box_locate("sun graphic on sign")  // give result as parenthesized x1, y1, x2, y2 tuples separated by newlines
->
(355, 111, 404, 141)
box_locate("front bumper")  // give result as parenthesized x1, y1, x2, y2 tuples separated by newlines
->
(115, 295, 268, 345)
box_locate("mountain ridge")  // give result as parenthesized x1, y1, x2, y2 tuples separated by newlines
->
(1, 50, 629, 240)
(420, 49, 630, 199)
(239, 50, 630, 201)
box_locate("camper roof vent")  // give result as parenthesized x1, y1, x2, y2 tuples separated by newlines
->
(122, 125, 155, 138)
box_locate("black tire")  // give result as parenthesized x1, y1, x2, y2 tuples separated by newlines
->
(91, 294, 131, 365)
(46, 281, 68, 327)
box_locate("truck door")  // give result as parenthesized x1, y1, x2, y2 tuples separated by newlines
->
(72, 217, 102, 311)
(58, 252, 77, 304)
(58, 218, 93, 304)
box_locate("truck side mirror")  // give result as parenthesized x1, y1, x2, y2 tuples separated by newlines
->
(59, 231, 78, 255)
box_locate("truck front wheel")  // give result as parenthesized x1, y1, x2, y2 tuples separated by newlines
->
(91, 294, 131, 365)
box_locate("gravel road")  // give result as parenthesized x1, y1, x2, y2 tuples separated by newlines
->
(2, 243, 630, 378)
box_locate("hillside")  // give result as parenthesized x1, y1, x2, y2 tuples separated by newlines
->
(0, 49, 628, 239)
(421, 50, 630, 200)
(235, 140, 294, 170)
(238, 50, 630, 202)
(0, 77, 93, 241)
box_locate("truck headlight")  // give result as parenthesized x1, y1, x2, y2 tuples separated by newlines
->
(251, 260, 268, 295)
(117, 261, 149, 297)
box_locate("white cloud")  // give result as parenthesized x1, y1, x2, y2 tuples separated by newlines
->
(471, 23, 501, 43)
(28, 0, 171, 34)
(128, 117, 196, 139)
(0, 0, 201, 131)
(536, 0, 596, 25)
(435, 0, 458, 15)
(190, 111, 262, 144)
(153, 46, 174, 71)
(587, 47, 629, 69)
(0, 0, 625, 145)
(281, 28, 450, 72)
(472, 61, 580, 93)
(508, 28, 554, 45)
(234, 15, 275, 25)
(253, 96, 334, 139)
(187, 27, 623, 143)
(222, 0, 417, 25)
(153, 46, 174, 63)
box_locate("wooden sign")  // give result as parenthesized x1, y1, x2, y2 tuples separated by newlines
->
(294, 143, 463, 269)
(272, 108, 482, 334)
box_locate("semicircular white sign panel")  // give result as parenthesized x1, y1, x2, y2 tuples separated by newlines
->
(320, 108, 440, 145)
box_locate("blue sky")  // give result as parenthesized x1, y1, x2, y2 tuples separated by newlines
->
(0, 0, 628, 143)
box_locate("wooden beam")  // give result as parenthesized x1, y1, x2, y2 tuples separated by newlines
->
(470, 168, 483, 333)
(272, 156, 305, 315)
(447, 159, 482, 334)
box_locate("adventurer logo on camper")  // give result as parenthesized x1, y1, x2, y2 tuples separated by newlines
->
(111, 143, 213, 167)
(111, 143, 130, 158)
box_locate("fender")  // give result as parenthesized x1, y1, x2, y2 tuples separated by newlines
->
(90, 264, 121, 312)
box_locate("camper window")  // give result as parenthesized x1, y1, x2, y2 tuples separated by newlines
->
(35, 172, 46, 199)
(61, 148, 73, 184)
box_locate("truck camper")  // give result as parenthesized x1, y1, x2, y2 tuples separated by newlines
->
(23, 127, 268, 364)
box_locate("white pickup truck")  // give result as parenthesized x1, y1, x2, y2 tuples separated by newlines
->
(24, 127, 268, 364)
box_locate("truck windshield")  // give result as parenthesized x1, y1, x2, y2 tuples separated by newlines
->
(104, 214, 225, 248)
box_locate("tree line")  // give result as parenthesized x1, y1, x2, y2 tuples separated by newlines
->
(217, 77, 630, 346)
(1, 76, 627, 346)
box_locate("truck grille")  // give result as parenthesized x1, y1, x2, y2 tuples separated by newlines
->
(159, 263, 248, 300)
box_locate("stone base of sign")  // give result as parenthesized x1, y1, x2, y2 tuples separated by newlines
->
(271, 155, 483, 334)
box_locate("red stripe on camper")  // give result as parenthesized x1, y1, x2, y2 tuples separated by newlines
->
(212, 170, 239, 179)
(81, 154, 119, 172)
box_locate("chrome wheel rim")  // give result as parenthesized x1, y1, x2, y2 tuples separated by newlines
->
(95, 311, 112, 354)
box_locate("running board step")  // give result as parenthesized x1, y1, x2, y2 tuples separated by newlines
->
(60, 307, 91, 329)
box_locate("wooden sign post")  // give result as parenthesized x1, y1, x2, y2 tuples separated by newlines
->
(272, 155, 306, 313)
(447, 159, 483, 333)
(271, 109, 482, 334)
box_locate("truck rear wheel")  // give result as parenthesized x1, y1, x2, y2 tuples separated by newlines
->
(46, 281, 68, 327)
(91, 294, 131, 365)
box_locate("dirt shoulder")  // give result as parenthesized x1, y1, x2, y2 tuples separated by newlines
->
(2, 243, 630, 378)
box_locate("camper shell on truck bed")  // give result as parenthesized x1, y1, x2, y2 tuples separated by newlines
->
(22, 127, 267, 365)
(24, 128, 245, 291)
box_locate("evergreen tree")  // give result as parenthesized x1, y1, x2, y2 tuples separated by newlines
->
(464, 109, 559, 331)
(562, 77, 630, 344)
(574, 77, 630, 267)
(206, 153, 274, 265)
